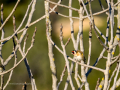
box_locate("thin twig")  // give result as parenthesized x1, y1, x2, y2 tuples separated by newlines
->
(64, 0, 76, 89)
(57, 64, 67, 89)
(3, 37, 17, 90)
(110, 54, 120, 65)
(0, 0, 20, 31)
(111, 62, 120, 90)
(59, 24, 75, 90)
(95, 78, 100, 90)
(19, 27, 37, 90)
(23, 34, 29, 53)
(86, 22, 92, 72)
(45, 0, 79, 12)
(65, 38, 71, 47)
(0, 42, 33, 75)
(74, 63, 81, 89)
(107, 65, 118, 90)
(22, 82, 27, 90)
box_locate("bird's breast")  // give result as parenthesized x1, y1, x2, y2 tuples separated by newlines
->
(74, 56, 83, 61)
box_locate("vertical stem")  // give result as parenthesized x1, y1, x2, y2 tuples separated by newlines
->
(68, 0, 81, 89)
(78, 0, 89, 90)
(64, 63, 74, 90)
(78, 2, 84, 52)
(13, 15, 37, 90)
(115, 78, 120, 88)
(112, 0, 120, 56)
(0, 67, 3, 90)
(107, 65, 118, 90)
(104, 1, 114, 89)
(74, 63, 81, 89)
(60, 27, 75, 90)
(69, 0, 75, 45)
(45, 1, 57, 90)
(22, 82, 27, 90)
(3, 37, 17, 90)
(103, 52, 111, 90)
(109, 0, 114, 44)
(111, 62, 120, 90)
(86, 22, 92, 72)
(0, 4, 4, 90)
(117, 0, 120, 41)
(19, 0, 36, 43)
(62, 47, 75, 90)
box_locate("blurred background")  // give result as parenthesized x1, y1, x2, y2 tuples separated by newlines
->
(0, 0, 119, 90)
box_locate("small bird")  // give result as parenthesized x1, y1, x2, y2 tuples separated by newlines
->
(71, 50, 86, 63)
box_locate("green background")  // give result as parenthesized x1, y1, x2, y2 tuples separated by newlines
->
(0, 0, 119, 90)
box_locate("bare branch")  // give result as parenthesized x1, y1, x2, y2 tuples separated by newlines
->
(0, 0, 20, 31)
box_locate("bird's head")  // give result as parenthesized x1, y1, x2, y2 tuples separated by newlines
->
(71, 50, 76, 55)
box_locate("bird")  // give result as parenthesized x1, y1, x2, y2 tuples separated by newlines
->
(71, 50, 86, 63)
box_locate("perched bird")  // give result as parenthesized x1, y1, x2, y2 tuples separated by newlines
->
(71, 50, 86, 63)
